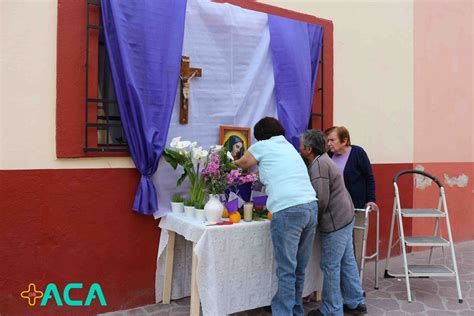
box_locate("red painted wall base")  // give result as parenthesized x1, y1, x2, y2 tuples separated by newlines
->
(1, 163, 472, 314)
(0, 169, 159, 315)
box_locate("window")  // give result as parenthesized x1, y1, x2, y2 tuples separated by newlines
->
(85, 0, 128, 152)
(56, 0, 332, 157)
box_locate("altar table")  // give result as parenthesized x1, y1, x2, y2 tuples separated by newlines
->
(155, 212, 323, 315)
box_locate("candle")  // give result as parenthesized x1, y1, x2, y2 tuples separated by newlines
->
(243, 202, 253, 222)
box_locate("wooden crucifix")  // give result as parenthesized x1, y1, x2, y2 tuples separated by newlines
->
(179, 56, 202, 124)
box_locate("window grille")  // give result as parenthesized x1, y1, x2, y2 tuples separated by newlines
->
(85, 0, 128, 152)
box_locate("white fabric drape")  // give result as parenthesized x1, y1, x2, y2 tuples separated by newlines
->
(155, 213, 323, 315)
(152, 0, 277, 217)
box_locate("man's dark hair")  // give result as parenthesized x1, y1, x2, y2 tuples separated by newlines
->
(301, 130, 327, 156)
(253, 117, 286, 141)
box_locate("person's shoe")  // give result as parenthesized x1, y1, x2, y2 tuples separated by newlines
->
(308, 309, 324, 316)
(343, 303, 368, 315)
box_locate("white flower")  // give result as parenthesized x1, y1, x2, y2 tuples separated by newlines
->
(210, 144, 223, 152)
(189, 142, 197, 150)
(227, 151, 234, 161)
(174, 140, 191, 150)
(193, 147, 209, 160)
(170, 136, 182, 148)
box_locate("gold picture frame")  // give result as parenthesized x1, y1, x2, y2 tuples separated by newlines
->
(219, 126, 251, 161)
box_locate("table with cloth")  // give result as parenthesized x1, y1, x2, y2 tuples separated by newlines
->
(155, 212, 323, 315)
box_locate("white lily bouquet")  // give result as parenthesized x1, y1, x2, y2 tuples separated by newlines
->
(163, 137, 208, 208)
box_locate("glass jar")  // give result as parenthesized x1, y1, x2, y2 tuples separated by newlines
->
(243, 202, 253, 222)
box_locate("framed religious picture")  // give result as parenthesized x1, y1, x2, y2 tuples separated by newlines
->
(220, 126, 251, 161)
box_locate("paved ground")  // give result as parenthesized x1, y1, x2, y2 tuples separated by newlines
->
(100, 240, 474, 315)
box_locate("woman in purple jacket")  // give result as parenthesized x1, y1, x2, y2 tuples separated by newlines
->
(325, 126, 378, 276)
(324, 126, 376, 211)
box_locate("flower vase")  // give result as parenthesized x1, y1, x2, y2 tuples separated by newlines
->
(204, 194, 224, 222)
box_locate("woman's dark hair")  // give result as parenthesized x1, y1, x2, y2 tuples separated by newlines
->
(227, 135, 244, 158)
(253, 117, 286, 141)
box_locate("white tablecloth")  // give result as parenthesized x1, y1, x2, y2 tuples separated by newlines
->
(155, 213, 323, 315)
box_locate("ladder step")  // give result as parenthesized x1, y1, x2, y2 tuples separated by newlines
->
(401, 208, 445, 217)
(408, 264, 455, 277)
(404, 236, 450, 247)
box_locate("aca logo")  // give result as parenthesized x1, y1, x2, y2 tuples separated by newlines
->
(20, 283, 107, 307)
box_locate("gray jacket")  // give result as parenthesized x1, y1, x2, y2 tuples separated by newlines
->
(309, 153, 354, 233)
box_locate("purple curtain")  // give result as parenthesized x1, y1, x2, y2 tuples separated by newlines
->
(101, 0, 187, 215)
(268, 15, 324, 148)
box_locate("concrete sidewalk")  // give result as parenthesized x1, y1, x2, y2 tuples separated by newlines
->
(100, 240, 474, 316)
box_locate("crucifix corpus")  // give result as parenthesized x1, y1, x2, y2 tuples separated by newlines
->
(179, 56, 202, 124)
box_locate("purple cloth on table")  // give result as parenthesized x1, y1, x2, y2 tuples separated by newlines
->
(225, 199, 239, 214)
(101, 0, 187, 215)
(252, 195, 268, 207)
(225, 182, 252, 203)
(268, 15, 323, 149)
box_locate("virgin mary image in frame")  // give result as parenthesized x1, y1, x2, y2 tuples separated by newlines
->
(220, 126, 251, 161)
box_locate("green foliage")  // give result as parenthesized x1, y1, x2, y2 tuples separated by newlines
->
(163, 148, 192, 187)
(194, 201, 205, 210)
(171, 194, 185, 203)
(190, 177, 207, 207)
(163, 148, 186, 170)
(163, 145, 206, 205)
(184, 199, 194, 207)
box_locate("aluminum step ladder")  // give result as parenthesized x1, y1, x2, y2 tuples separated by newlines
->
(354, 205, 380, 290)
(384, 170, 463, 303)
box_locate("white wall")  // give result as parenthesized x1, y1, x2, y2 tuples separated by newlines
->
(1, 0, 134, 170)
(260, 0, 414, 164)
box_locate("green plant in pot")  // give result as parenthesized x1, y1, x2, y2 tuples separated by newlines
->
(194, 201, 205, 210)
(194, 200, 207, 222)
(170, 194, 185, 213)
(184, 199, 194, 207)
(183, 199, 195, 217)
(172, 194, 185, 203)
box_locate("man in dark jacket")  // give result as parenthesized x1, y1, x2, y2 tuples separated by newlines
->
(300, 130, 367, 316)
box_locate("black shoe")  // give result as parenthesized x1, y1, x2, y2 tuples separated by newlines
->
(343, 303, 368, 315)
(308, 309, 324, 316)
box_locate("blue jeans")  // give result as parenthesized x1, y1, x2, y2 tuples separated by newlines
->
(270, 201, 318, 316)
(319, 218, 365, 316)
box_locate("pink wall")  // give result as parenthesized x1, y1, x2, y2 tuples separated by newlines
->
(413, 0, 473, 245)
(414, 0, 473, 163)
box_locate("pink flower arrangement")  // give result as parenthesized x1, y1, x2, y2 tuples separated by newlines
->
(226, 169, 258, 186)
(202, 150, 233, 195)
(201, 148, 258, 196)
